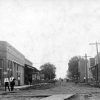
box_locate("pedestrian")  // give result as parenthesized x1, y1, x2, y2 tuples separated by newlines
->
(10, 76, 14, 90)
(10, 78, 15, 91)
(4, 77, 10, 91)
(84, 77, 86, 83)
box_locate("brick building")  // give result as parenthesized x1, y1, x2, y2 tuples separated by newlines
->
(0, 41, 33, 85)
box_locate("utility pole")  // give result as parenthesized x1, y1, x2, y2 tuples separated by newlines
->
(82, 54, 91, 83)
(89, 42, 100, 83)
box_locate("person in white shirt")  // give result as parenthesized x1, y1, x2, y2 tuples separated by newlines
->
(10, 76, 14, 82)
(4, 78, 10, 91)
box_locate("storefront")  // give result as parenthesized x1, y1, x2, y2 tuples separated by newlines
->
(0, 41, 25, 85)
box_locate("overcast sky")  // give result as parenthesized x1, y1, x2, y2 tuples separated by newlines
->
(0, 0, 100, 78)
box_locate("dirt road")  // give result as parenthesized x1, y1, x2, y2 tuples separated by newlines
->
(1, 82, 100, 100)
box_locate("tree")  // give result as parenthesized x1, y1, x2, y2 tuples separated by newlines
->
(67, 56, 80, 81)
(40, 63, 56, 80)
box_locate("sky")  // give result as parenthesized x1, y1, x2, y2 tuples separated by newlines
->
(0, 0, 100, 78)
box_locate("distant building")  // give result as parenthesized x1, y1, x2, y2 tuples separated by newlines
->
(90, 58, 95, 67)
(78, 57, 97, 83)
(87, 58, 95, 81)
(24, 58, 40, 85)
(88, 58, 95, 78)
(95, 53, 100, 64)
(78, 58, 86, 82)
(90, 55, 100, 81)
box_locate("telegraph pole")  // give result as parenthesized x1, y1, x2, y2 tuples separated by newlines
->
(89, 42, 100, 83)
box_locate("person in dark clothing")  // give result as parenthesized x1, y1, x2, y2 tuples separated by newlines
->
(5, 82, 10, 91)
(10, 79, 15, 91)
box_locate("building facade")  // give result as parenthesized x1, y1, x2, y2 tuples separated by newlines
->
(88, 58, 95, 79)
(24, 59, 44, 85)
(0, 41, 33, 86)
(24, 58, 33, 85)
(89, 55, 100, 82)
(78, 58, 86, 82)
(78, 57, 95, 83)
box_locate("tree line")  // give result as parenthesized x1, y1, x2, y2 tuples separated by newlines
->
(40, 62, 56, 80)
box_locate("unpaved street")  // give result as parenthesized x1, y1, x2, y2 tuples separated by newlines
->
(1, 82, 100, 100)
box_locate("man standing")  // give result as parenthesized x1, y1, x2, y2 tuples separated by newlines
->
(10, 76, 15, 91)
(10, 78, 15, 91)
(4, 77, 10, 91)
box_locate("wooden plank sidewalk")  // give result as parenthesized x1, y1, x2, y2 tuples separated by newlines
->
(40, 94, 75, 100)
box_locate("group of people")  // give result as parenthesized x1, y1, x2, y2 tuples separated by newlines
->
(4, 76, 15, 91)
